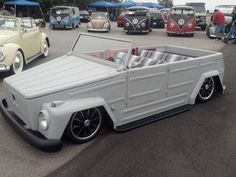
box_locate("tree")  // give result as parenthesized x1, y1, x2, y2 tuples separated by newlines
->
(157, 0, 173, 8)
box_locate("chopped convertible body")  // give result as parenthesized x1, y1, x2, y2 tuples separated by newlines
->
(0, 33, 225, 152)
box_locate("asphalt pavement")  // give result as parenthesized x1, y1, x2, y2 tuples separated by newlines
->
(47, 44, 236, 177)
(0, 22, 229, 177)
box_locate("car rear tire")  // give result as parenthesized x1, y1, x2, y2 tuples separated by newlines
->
(10, 50, 24, 74)
(197, 77, 215, 102)
(42, 40, 49, 57)
(66, 107, 104, 144)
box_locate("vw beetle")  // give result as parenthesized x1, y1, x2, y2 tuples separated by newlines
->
(0, 16, 49, 74)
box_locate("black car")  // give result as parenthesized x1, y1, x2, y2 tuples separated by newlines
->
(124, 6, 153, 34)
(152, 11, 165, 28)
(80, 10, 90, 22)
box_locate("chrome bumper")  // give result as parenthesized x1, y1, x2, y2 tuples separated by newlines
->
(0, 64, 10, 72)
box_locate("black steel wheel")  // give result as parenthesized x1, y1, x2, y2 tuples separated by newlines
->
(66, 108, 103, 144)
(197, 77, 215, 102)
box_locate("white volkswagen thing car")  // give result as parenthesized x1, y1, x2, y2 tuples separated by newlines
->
(0, 33, 225, 152)
(0, 16, 49, 74)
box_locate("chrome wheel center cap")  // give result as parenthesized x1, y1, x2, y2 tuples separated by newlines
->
(205, 84, 209, 90)
(84, 119, 90, 127)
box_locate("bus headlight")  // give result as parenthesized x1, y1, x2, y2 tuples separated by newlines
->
(170, 22, 175, 28)
(188, 23, 193, 28)
(39, 110, 50, 130)
(141, 22, 146, 27)
(126, 22, 130, 27)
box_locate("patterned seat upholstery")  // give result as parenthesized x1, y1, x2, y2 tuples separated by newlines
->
(113, 52, 128, 64)
(162, 53, 182, 63)
(142, 58, 158, 67)
(140, 50, 166, 64)
(128, 55, 145, 68)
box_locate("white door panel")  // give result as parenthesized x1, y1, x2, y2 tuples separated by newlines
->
(127, 65, 168, 107)
(168, 60, 200, 101)
(21, 28, 40, 59)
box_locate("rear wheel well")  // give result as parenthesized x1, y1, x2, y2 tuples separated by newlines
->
(213, 76, 224, 94)
(99, 106, 114, 128)
(45, 37, 50, 47)
(18, 49, 25, 62)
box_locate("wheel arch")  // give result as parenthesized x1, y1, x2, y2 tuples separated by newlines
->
(2, 43, 25, 66)
(39, 97, 117, 140)
(189, 70, 224, 105)
(40, 33, 50, 53)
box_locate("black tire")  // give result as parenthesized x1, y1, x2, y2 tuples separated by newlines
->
(197, 77, 215, 103)
(66, 107, 104, 144)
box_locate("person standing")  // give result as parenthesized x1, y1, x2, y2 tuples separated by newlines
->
(222, 7, 236, 44)
(213, 9, 225, 40)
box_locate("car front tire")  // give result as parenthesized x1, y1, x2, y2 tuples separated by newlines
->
(66, 107, 104, 144)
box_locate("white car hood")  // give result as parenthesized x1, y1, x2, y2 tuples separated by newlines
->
(4, 55, 118, 100)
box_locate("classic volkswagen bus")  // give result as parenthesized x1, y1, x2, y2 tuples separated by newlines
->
(124, 6, 153, 34)
(50, 6, 80, 29)
(167, 6, 196, 37)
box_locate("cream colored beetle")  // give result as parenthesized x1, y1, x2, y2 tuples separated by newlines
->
(0, 16, 49, 74)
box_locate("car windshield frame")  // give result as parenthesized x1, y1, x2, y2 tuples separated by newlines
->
(72, 33, 133, 68)
(0, 16, 19, 31)
(91, 12, 107, 19)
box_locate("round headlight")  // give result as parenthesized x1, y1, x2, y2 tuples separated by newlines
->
(0, 51, 5, 62)
(170, 22, 175, 28)
(141, 22, 146, 27)
(126, 22, 130, 27)
(39, 110, 50, 130)
(188, 23, 193, 28)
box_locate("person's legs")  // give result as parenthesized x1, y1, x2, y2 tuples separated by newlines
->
(215, 25, 221, 39)
(224, 25, 236, 43)
(215, 25, 224, 39)
(219, 24, 225, 39)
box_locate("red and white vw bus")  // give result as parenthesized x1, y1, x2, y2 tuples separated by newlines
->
(167, 6, 196, 37)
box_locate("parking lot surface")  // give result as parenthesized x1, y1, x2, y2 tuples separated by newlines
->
(0, 22, 227, 177)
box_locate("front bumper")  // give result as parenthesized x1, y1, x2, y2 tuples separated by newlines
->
(167, 31, 194, 34)
(124, 29, 149, 33)
(51, 23, 72, 29)
(0, 99, 63, 152)
(88, 28, 109, 32)
(0, 64, 10, 72)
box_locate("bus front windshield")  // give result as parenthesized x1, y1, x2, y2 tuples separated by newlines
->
(51, 8, 71, 15)
(126, 9, 147, 16)
(170, 9, 195, 16)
